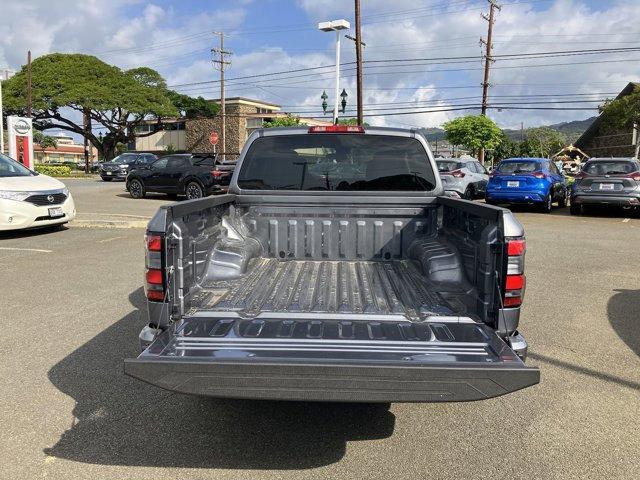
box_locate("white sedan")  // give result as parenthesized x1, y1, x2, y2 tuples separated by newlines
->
(0, 153, 76, 231)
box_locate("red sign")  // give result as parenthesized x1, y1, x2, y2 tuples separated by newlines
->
(209, 131, 219, 146)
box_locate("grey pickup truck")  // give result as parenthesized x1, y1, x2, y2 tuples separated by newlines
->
(125, 125, 539, 402)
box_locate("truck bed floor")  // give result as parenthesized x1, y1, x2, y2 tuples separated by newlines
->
(193, 259, 463, 320)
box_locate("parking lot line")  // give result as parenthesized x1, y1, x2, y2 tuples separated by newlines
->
(0, 247, 53, 253)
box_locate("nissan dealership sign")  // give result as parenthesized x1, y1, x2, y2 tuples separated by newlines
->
(7, 116, 34, 169)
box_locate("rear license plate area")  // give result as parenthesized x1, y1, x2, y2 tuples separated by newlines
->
(599, 183, 614, 190)
(507, 181, 519, 188)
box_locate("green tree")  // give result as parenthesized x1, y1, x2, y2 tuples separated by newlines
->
(338, 118, 370, 126)
(0, 54, 199, 160)
(599, 86, 640, 158)
(263, 115, 303, 128)
(443, 115, 502, 158)
(521, 126, 566, 158)
(487, 131, 521, 165)
(33, 130, 58, 149)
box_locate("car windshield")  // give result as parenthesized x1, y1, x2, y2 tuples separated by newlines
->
(237, 134, 436, 192)
(0, 153, 33, 177)
(497, 161, 540, 174)
(436, 160, 463, 172)
(109, 154, 138, 164)
(583, 161, 636, 175)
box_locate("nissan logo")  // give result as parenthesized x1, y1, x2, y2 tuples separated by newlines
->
(47, 195, 55, 203)
(13, 119, 30, 135)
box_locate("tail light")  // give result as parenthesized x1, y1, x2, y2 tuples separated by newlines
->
(628, 172, 640, 181)
(451, 169, 465, 178)
(144, 233, 166, 302)
(574, 171, 588, 180)
(531, 171, 545, 179)
(308, 125, 364, 133)
(212, 170, 224, 178)
(504, 236, 526, 308)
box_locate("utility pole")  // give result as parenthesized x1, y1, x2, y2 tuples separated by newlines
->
(27, 50, 32, 118)
(212, 32, 231, 159)
(479, 0, 500, 164)
(354, 0, 364, 125)
(83, 109, 91, 173)
(0, 72, 4, 154)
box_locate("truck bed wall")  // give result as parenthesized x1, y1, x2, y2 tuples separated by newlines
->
(163, 195, 503, 325)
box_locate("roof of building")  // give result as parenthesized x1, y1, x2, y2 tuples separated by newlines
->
(574, 82, 640, 148)
(213, 97, 281, 109)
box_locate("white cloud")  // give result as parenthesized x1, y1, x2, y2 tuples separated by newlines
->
(1, 0, 639, 130)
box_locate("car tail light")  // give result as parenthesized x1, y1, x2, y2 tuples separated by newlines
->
(531, 171, 545, 179)
(212, 170, 224, 178)
(145, 234, 162, 252)
(144, 232, 166, 302)
(574, 171, 588, 180)
(308, 125, 365, 133)
(504, 237, 526, 308)
(628, 172, 640, 181)
(450, 169, 465, 178)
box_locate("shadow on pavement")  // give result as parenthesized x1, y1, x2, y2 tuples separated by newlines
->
(45, 288, 395, 469)
(0, 224, 69, 240)
(115, 193, 174, 201)
(608, 288, 640, 359)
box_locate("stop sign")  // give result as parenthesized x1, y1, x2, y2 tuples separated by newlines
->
(209, 131, 219, 145)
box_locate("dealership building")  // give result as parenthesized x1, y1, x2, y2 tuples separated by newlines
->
(133, 97, 331, 156)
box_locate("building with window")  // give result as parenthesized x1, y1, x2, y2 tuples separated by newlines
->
(134, 97, 332, 156)
(34, 134, 98, 165)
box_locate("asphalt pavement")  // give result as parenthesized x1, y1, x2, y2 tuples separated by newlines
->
(1, 184, 639, 479)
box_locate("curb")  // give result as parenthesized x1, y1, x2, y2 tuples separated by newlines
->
(70, 213, 150, 229)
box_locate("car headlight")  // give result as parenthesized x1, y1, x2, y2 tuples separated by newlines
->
(63, 187, 70, 196)
(0, 190, 31, 201)
(119, 164, 129, 169)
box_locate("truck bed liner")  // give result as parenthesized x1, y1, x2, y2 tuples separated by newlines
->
(194, 259, 461, 320)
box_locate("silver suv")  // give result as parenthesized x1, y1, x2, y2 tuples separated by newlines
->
(436, 158, 489, 199)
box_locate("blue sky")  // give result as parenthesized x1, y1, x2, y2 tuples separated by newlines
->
(1, 0, 639, 129)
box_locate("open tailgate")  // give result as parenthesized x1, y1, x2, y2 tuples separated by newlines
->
(125, 317, 539, 402)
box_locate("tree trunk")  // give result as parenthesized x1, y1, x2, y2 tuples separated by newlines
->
(98, 138, 118, 161)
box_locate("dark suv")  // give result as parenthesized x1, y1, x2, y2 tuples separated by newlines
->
(570, 158, 640, 215)
(99, 153, 158, 181)
(125, 154, 236, 200)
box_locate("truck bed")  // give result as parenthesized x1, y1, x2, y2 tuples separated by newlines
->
(192, 258, 469, 320)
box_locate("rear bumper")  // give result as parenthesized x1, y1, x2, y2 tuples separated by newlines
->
(571, 193, 640, 206)
(124, 356, 539, 403)
(486, 190, 546, 203)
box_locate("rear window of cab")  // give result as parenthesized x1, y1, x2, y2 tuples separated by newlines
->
(583, 161, 636, 175)
(497, 161, 541, 174)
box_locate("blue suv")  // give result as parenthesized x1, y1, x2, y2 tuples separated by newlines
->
(486, 157, 568, 212)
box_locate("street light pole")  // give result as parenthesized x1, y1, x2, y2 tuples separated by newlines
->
(333, 29, 341, 124)
(318, 19, 350, 124)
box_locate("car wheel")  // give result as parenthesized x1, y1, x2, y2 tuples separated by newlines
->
(541, 193, 553, 213)
(102, 177, 113, 182)
(463, 186, 474, 200)
(128, 179, 145, 199)
(185, 181, 204, 200)
(570, 203, 582, 215)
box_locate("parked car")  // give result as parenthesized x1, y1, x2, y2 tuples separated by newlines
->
(570, 157, 640, 215)
(125, 153, 235, 200)
(436, 158, 489, 199)
(99, 152, 158, 181)
(124, 125, 539, 403)
(0, 153, 76, 231)
(486, 157, 568, 212)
